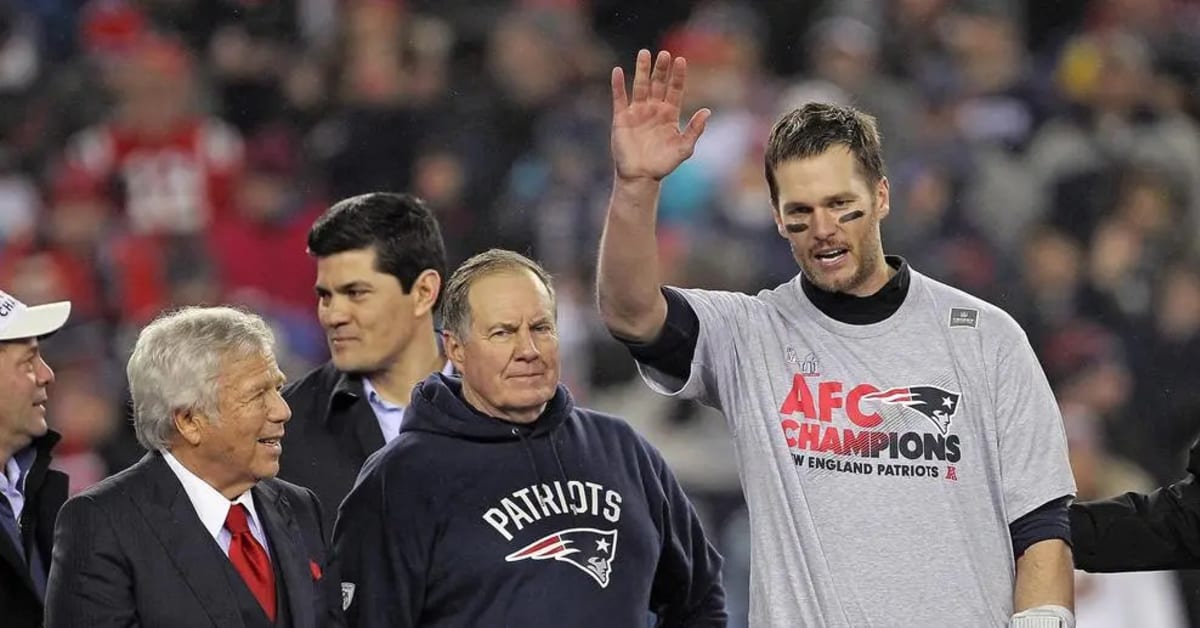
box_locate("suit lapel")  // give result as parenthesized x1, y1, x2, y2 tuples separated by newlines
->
(351, 401, 385, 461)
(0, 524, 34, 595)
(255, 482, 313, 628)
(131, 454, 245, 628)
(331, 374, 385, 461)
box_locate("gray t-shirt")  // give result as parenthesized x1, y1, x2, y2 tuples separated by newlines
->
(638, 269, 1076, 627)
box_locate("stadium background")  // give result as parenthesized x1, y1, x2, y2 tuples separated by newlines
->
(0, 0, 1198, 625)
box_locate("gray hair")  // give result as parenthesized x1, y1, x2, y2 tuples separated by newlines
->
(126, 306, 276, 451)
(441, 249, 556, 340)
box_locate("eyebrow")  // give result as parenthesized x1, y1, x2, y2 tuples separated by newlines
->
(781, 193, 859, 214)
(487, 317, 553, 332)
(315, 281, 372, 295)
(243, 372, 286, 396)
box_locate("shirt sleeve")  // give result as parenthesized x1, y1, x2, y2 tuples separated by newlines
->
(633, 287, 750, 412)
(615, 287, 700, 382)
(993, 326, 1077, 523)
(1009, 496, 1072, 557)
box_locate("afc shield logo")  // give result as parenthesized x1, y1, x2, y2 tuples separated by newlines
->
(505, 528, 618, 588)
(864, 386, 962, 434)
(340, 582, 356, 611)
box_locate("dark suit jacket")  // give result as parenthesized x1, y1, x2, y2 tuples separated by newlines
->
(0, 431, 67, 628)
(44, 452, 345, 628)
(279, 362, 385, 534)
(1071, 438, 1200, 571)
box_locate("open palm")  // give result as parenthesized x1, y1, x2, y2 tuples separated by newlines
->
(611, 50, 710, 181)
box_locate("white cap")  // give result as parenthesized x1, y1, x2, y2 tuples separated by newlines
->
(0, 290, 71, 342)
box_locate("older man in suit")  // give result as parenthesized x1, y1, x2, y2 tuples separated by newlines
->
(46, 306, 345, 628)
(0, 290, 71, 628)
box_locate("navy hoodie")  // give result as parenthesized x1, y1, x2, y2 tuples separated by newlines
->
(334, 373, 726, 627)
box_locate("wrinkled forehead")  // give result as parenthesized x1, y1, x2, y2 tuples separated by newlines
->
(466, 271, 555, 325)
(220, 350, 283, 390)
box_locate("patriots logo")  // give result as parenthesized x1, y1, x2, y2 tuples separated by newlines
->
(505, 528, 618, 588)
(864, 386, 962, 434)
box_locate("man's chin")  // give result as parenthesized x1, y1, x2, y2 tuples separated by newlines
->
(802, 268, 854, 294)
(254, 462, 281, 481)
(332, 355, 380, 374)
(24, 417, 49, 440)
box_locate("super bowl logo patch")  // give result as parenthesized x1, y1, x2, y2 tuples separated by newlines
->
(506, 528, 618, 588)
(340, 582, 356, 610)
(948, 307, 978, 328)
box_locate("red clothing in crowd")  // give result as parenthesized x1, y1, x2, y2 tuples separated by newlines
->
(65, 117, 244, 235)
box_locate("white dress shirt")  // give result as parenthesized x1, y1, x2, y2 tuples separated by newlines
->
(0, 455, 28, 524)
(363, 359, 456, 444)
(162, 451, 272, 558)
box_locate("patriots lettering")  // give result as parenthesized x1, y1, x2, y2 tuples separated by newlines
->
(483, 481, 622, 541)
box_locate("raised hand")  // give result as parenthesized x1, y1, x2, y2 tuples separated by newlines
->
(611, 49, 711, 182)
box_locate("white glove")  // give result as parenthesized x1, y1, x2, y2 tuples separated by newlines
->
(1010, 605, 1075, 628)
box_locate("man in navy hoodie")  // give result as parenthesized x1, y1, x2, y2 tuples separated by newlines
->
(334, 249, 727, 627)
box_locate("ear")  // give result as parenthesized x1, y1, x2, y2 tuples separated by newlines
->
(442, 330, 467, 372)
(173, 408, 205, 447)
(876, 176, 891, 220)
(411, 269, 442, 318)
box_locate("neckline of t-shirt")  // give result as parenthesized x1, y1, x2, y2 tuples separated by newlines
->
(790, 269, 926, 338)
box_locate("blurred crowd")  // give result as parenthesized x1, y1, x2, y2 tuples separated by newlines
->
(0, 0, 1198, 625)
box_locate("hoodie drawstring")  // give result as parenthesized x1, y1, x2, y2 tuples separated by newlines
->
(513, 427, 572, 489)
(548, 435, 570, 487)
(511, 427, 545, 485)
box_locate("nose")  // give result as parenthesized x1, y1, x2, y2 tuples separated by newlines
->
(35, 357, 55, 387)
(513, 328, 541, 361)
(270, 392, 292, 424)
(319, 296, 351, 328)
(810, 208, 839, 240)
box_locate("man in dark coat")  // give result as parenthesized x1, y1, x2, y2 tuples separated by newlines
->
(0, 289, 71, 628)
(46, 306, 344, 627)
(280, 192, 452, 532)
(1072, 436, 1200, 571)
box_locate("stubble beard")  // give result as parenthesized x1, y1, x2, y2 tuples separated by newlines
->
(792, 228, 885, 295)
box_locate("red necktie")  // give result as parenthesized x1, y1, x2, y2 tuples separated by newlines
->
(225, 504, 276, 621)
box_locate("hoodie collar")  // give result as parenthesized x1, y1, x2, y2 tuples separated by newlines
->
(403, 373, 573, 442)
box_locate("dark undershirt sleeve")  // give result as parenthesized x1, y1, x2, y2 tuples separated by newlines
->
(1010, 496, 1072, 558)
(612, 287, 700, 382)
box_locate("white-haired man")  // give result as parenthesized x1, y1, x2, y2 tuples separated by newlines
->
(46, 306, 345, 628)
